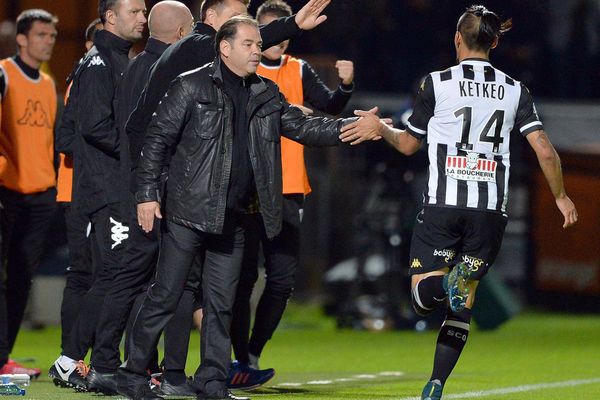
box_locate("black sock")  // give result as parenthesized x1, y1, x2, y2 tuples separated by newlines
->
(163, 369, 187, 386)
(412, 275, 447, 315)
(430, 307, 472, 385)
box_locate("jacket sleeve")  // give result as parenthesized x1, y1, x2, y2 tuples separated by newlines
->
(78, 62, 120, 158)
(126, 38, 211, 150)
(279, 91, 355, 147)
(55, 94, 76, 155)
(259, 15, 300, 50)
(135, 76, 191, 203)
(302, 61, 353, 115)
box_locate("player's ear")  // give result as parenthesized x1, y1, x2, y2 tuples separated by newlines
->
(490, 35, 499, 50)
(454, 31, 461, 49)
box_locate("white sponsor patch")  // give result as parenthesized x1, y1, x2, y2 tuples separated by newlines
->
(446, 153, 497, 182)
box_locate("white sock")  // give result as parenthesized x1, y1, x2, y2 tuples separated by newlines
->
(57, 355, 76, 370)
(248, 353, 260, 370)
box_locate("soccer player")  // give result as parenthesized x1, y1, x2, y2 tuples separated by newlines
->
(340, 5, 578, 400)
(228, 0, 354, 389)
(0, 8, 58, 379)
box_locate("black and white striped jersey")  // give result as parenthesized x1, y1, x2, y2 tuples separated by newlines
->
(406, 58, 543, 215)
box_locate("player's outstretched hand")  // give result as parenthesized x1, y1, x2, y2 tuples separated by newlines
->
(295, 0, 331, 30)
(339, 107, 383, 145)
(336, 60, 354, 85)
(137, 201, 162, 233)
(556, 195, 578, 228)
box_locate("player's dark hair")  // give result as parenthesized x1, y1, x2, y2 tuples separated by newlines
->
(16, 9, 58, 36)
(457, 5, 512, 52)
(99, 0, 120, 24)
(257, 0, 292, 21)
(200, 0, 251, 22)
(214, 14, 258, 54)
(85, 18, 102, 42)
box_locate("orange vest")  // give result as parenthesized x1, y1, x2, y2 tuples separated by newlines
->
(0, 58, 57, 194)
(257, 55, 311, 195)
(56, 83, 73, 202)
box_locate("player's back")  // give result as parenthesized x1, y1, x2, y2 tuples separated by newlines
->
(407, 59, 543, 214)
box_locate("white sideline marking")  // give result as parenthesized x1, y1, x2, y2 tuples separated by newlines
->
(398, 377, 600, 400)
(276, 371, 404, 387)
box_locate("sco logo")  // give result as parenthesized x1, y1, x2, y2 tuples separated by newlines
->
(447, 329, 467, 342)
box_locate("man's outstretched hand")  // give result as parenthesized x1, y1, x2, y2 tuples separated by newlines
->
(295, 0, 331, 30)
(339, 107, 385, 145)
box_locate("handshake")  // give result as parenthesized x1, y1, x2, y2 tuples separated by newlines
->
(338, 107, 389, 145)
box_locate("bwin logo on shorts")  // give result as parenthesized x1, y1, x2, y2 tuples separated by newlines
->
(110, 217, 129, 249)
(433, 249, 456, 263)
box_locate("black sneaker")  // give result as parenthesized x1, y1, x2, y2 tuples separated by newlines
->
(48, 360, 88, 392)
(159, 377, 197, 397)
(87, 367, 118, 395)
(118, 382, 165, 400)
(197, 389, 249, 400)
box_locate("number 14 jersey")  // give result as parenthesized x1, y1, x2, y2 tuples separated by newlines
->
(406, 58, 543, 215)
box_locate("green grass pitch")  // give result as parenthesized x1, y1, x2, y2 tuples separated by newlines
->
(15, 303, 600, 399)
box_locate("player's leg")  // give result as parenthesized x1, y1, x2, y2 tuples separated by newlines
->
(408, 207, 460, 316)
(422, 210, 507, 400)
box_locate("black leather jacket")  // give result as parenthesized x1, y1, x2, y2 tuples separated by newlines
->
(136, 58, 353, 238)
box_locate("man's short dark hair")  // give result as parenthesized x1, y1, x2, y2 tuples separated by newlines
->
(200, 0, 251, 22)
(99, 0, 121, 24)
(85, 18, 102, 42)
(16, 9, 58, 36)
(214, 15, 258, 54)
(457, 5, 512, 52)
(256, 0, 292, 21)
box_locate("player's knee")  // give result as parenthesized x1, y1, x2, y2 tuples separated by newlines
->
(411, 288, 434, 317)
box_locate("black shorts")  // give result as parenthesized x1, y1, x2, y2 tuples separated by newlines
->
(408, 206, 507, 280)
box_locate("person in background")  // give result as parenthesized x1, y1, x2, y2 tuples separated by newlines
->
(49, 0, 147, 391)
(0, 8, 58, 379)
(228, 0, 355, 390)
(86, 2, 198, 396)
(54, 17, 103, 375)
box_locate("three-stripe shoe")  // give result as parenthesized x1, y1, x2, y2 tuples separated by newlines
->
(226, 361, 275, 391)
(421, 379, 443, 400)
(444, 262, 471, 312)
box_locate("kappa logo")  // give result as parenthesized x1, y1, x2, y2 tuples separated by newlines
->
(17, 100, 51, 128)
(88, 55, 106, 67)
(110, 217, 129, 249)
(410, 258, 422, 269)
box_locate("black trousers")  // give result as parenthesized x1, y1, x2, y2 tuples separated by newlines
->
(0, 187, 57, 365)
(119, 219, 244, 396)
(231, 195, 302, 362)
(62, 202, 127, 360)
(59, 203, 95, 352)
(90, 202, 199, 373)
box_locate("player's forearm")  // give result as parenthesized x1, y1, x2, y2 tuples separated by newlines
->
(537, 146, 567, 200)
(379, 124, 418, 156)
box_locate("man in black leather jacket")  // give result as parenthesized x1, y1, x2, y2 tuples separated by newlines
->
(117, 16, 373, 400)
